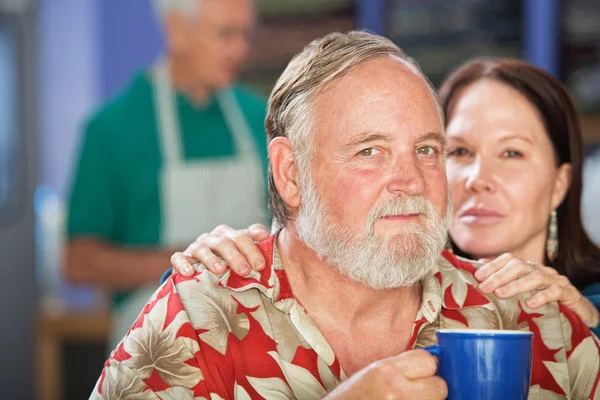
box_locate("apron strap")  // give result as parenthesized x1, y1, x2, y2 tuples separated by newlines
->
(215, 89, 258, 156)
(152, 62, 184, 165)
(152, 61, 259, 164)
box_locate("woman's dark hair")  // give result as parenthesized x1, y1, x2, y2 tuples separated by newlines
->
(439, 57, 600, 289)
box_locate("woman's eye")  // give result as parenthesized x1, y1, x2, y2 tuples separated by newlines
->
(447, 147, 470, 157)
(416, 146, 438, 156)
(503, 150, 523, 158)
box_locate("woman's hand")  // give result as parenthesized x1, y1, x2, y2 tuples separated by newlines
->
(475, 253, 600, 328)
(170, 223, 269, 278)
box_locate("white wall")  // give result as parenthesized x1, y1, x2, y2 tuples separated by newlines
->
(37, 0, 100, 197)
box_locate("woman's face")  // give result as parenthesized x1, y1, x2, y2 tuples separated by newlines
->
(445, 79, 571, 261)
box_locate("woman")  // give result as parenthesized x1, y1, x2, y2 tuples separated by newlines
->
(168, 58, 600, 333)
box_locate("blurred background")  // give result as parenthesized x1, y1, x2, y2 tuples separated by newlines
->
(1, 0, 600, 399)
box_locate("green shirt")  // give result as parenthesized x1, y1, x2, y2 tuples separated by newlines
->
(67, 72, 269, 303)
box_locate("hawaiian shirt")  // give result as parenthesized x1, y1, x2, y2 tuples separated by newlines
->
(91, 235, 600, 399)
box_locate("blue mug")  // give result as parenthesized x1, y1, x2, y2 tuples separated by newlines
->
(425, 329, 533, 400)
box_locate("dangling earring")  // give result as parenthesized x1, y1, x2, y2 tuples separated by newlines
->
(445, 237, 454, 253)
(546, 210, 558, 262)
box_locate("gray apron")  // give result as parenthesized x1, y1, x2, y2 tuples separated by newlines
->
(109, 62, 269, 348)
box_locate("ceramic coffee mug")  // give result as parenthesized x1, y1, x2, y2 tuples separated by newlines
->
(425, 329, 533, 400)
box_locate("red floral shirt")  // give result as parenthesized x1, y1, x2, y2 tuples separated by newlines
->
(92, 236, 600, 399)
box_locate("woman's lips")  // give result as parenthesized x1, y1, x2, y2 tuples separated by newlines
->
(458, 207, 506, 225)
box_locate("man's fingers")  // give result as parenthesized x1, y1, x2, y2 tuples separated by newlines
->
(401, 376, 448, 400)
(391, 350, 438, 380)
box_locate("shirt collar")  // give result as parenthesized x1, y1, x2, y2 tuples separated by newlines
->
(218, 237, 492, 315)
(416, 267, 443, 324)
(436, 250, 493, 311)
(218, 235, 286, 302)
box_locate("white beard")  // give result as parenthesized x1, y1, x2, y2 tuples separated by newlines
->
(295, 165, 452, 290)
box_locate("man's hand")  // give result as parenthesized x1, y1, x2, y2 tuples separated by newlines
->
(325, 350, 447, 400)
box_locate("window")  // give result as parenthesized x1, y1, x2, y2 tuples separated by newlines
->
(386, 0, 522, 87)
(0, 18, 24, 228)
(562, 0, 600, 115)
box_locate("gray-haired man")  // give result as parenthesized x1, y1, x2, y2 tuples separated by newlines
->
(92, 31, 600, 400)
(67, 0, 269, 349)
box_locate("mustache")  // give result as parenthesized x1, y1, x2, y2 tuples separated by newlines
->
(367, 195, 439, 226)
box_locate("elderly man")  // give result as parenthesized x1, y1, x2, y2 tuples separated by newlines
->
(92, 32, 600, 399)
(66, 0, 269, 348)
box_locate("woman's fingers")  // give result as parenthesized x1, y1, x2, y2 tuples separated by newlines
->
(204, 236, 254, 276)
(171, 252, 202, 277)
(474, 253, 514, 282)
(247, 223, 270, 241)
(478, 256, 533, 294)
(171, 224, 269, 278)
(493, 268, 555, 298)
(525, 284, 565, 308)
(229, 229, 267, 271)
(474, 255, 599, 328)
(185, 242, 227, 274)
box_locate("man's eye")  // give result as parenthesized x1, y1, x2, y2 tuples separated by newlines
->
(217, 28, 236, 39)
(359, 148, 378, 157)
(416, 146, 437, 155)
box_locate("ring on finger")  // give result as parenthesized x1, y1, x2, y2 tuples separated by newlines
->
(526, 260, 536, 272)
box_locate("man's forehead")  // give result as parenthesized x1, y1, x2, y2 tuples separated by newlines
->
(343, 130, 446, 148)
(312, 59, 443, 143)
(334, 57, 424, 89)
(200, 0, 254, 21)
(316, 59, 436, 110)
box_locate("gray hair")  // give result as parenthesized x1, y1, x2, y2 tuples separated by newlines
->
(153, 0, 200, 19)
(265, 30, 442, 227)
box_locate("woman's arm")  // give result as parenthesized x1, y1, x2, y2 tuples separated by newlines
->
(582, 283, 600, 335)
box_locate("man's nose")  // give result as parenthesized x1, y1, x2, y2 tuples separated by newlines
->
(386, 158, 426, 196)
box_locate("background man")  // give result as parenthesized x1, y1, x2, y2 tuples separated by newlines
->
(66, 0, 269, 347)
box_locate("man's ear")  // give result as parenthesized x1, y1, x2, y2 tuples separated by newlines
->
(163, 12, 187, 53)
(269, 137, 301, 209)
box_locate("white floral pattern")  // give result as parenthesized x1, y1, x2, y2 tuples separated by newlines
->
(92, 236, 600, 399)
